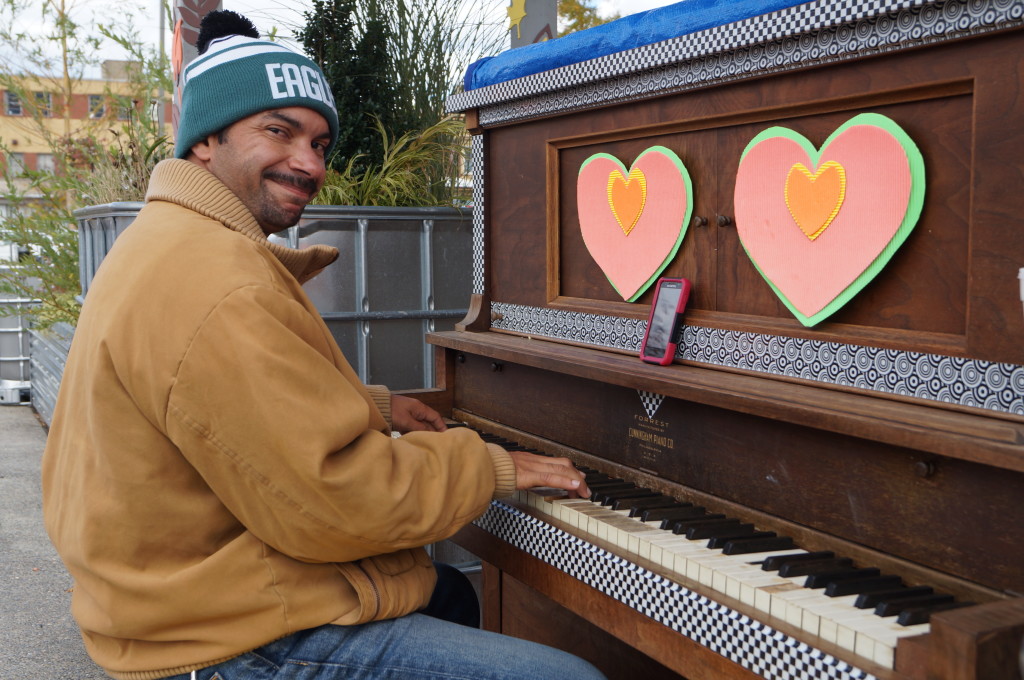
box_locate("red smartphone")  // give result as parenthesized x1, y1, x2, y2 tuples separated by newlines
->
(640, 277, 691, 365)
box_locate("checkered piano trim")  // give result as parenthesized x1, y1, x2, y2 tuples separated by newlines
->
(447, 0, 1024, 127)
(475, 500, 877, 680)
(470, 136, 485, 296)
(487, 301, 1024, 416)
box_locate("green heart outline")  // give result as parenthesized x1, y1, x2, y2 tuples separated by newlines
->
(736, 113, 926, 327)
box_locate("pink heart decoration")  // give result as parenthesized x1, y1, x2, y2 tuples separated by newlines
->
(577, 146, 692, 301)
(734, 113, 925, 326)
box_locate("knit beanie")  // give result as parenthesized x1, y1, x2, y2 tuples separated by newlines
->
(174, 34, 339, 158)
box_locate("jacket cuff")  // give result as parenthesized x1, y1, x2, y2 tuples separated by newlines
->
(486, 444, 517, 499)
(365, 385, 392, 428)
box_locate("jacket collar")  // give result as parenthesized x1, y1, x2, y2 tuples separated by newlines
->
(145, 159, 339, 283)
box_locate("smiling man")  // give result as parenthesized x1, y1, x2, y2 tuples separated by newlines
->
(42, 11, 602, 680)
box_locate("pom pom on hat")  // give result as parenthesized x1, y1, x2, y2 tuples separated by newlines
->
(174, 11, 339, 159)
(196, 10, 259, 54)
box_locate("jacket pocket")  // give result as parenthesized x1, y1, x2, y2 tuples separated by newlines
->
(357, 548, 436, 621)
(366, 547, 430, 576)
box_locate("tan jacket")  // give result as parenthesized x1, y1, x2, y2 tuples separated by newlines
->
(42, 159, 516, 680)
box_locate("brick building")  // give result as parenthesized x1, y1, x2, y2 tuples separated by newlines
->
(1, 60, 173, 178)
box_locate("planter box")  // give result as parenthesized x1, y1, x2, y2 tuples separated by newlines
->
(72, 202, 472, 391)
(75, 202, 145, 300)
(28, 322, 73, 426)
(270, 205, 472, 391)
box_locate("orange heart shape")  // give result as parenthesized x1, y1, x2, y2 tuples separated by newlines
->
(607, 168, 647, 236)
(785, 161, 846, 240)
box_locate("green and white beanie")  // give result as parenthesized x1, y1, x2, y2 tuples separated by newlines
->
(174, 35, 339, 159)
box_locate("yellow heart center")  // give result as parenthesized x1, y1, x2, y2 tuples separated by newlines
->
(607, 168, 647, 236)
(785, 161, 847, 240)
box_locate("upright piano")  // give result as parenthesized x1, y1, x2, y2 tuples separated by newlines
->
(419, 1, 1024, 678)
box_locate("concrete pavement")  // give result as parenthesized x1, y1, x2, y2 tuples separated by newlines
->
(0, 403, 107, 678)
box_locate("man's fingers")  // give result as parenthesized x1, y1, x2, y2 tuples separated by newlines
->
(509, 451, 590, 497)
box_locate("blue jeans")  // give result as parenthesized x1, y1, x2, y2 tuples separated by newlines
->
(163, 563, 606, 680)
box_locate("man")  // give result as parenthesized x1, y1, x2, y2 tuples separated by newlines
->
(42, 12, 603, 680)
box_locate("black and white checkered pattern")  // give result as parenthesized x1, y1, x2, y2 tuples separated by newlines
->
(475, 501, 878, 680)
(490, 302, 1024, 415)
(470, 136, 485, 296)
(447, 0, 1023, 127)
(638, 390, 666, 418)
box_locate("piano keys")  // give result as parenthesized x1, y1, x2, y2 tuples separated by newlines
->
(466, 428, 966, 672)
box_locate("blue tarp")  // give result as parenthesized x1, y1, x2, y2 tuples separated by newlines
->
(464, 0, 810, 91)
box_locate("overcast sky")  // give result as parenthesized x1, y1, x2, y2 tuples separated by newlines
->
(110, 0, 678, 58)
(4, 0, 679, 77)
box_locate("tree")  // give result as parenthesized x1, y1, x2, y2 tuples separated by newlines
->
(298, 0, 505, 176)
(558, 0, 619, 37)
(295, 0, 362, 170)
(0, 0, 172, 328)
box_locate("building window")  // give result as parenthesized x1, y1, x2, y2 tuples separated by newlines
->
(5, 153, 26, 176)
(34, 91, 52, 117)
(36, 153, 55, 173)
(88, 94, 105, 119)
(4, 91, 22, 116)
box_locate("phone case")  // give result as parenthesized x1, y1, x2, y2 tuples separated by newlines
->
(640, 277, 692, 365)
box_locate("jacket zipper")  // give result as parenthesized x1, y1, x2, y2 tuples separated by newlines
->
(355, 563, 381, 620)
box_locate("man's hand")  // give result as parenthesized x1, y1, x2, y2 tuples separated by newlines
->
(509, 451, 590, 498)
(391, 394, 447, 433)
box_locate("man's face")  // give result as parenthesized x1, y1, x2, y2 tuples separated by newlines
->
(199, 107, 331, 234)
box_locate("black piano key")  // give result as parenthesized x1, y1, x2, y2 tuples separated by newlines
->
(707, 529, 773, 549)
(590, 484, 637, 503)
(761, 551, 836, 571)
(611, 493, 669, 511)
(624, 497, 680, 516)
(681, 518, 744, 540)
(599, 489, 658, 506)
(778, 557, 854, 578)
(723, 535, 795, 555)
(480, 435, 516, 448)
(653, 506, 710, 528)
(855, 585, 934, 609)
(639, 504, 694, 523)
(669, 514, 727, 534)
(602, 489, 659, 505)
(875, 593, 954, 618)
(587, 480, 630, 492)
(804, 567, 880, 589)
(825, 574, 903, 597)
(586, 476, 625, 486)
(896, 601, 974, 626)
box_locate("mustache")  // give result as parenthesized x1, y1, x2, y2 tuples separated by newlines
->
(263, 171, 318, 196)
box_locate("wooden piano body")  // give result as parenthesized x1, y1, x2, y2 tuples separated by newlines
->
(422, 1, 1024, 678)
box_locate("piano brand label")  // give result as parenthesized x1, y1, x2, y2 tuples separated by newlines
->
(629, 413, 675, 466)
(628, 426, 674, 448)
